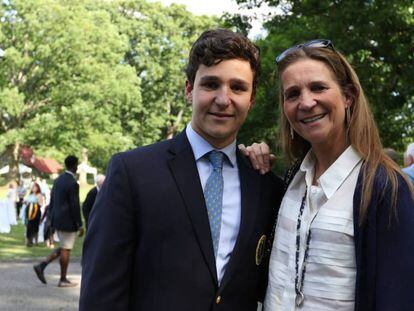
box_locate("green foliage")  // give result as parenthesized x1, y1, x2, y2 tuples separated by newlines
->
(0, 0, 218, 173)
(0, 0, 141, 171)
(233, 0, 414, 155)
(106, 0, 217, 143)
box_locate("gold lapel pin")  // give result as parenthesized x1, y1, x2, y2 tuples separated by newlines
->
(255, 235, 266, 266)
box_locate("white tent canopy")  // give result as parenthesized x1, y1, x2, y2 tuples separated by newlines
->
(77, 162, 97, 175)
(0, 163, 33, 175)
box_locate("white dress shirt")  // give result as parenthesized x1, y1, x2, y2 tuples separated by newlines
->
(264, 146, 362, 311)
(65, 170, 77, 180)
(186, 124, 241, 284)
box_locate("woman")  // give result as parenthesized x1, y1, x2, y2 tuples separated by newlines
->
(24, 183, 44, 246)
(41, 204, 55, 248)
(245, 40, 414, 310)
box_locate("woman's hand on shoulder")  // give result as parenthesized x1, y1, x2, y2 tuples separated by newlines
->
(238, 142, 276, 174)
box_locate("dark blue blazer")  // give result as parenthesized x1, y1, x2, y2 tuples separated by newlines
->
(79, 131, 284, 311)
(49, 171, 82, 232)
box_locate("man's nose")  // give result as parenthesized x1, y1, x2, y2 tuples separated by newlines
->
(214, 87, 231, 107)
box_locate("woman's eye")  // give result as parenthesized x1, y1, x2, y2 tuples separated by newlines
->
(285, 91, 299, 100)
(312, 84, 327, 92)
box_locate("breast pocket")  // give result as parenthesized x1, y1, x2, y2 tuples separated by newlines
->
(312, 207, 354, 236)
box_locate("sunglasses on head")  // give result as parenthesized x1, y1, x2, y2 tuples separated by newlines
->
(275, 39, 335, 63)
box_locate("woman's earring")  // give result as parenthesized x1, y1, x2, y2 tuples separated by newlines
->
(345, 107, 351, 145)
(290, 125, 294, 139)
(345, 107, 351, 126)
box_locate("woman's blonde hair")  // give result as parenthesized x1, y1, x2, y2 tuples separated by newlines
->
(277, 46, 413, 225)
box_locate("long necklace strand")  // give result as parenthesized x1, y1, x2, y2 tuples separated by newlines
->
(294, 187, 312, 307)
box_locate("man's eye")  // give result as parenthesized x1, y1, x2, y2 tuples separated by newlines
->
(231, 84, 247, 92)
(202, 82, 219, 89)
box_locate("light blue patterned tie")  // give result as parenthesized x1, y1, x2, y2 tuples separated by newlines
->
(204, 150, 224, 257)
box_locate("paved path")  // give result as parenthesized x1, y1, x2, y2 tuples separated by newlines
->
(0, 259, 81, 311)
(1, 259, 264, 311)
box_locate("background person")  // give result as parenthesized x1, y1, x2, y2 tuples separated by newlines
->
(403, 142, 414, 183)
(24, 183, 43, 246)
(41, 204, 55, 248)
(82, 174, 105, 230)
(16, 181, 27, 221)
(33, 155, 84, 287)
(6, 182, 17, 226)
(383, 147, 399, 164)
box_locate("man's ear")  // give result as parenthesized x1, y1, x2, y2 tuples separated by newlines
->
(185, 80, 193, 103)
(248, 92, 256, 110)
(249, 98, 255, 111)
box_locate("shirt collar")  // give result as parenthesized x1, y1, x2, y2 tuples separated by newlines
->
(186, 123, 236, 167)
(65, 170, 77, 179)
(300, 146, 362, 199)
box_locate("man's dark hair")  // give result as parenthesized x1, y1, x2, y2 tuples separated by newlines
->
(185, 28, 261, 98)
(64, 155, 79, 170)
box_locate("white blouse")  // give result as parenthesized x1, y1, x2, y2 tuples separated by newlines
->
(264, 146, 362, 311)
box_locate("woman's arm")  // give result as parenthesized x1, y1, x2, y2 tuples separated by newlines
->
(374, 175, 414, 310)
(37, 194, 44, 206)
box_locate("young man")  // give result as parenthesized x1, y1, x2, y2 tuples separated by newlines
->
(79, 29, 283, 311)
(33, 155, 83, 287)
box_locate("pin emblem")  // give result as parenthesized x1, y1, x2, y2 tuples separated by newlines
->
(255, 235, 266, 266)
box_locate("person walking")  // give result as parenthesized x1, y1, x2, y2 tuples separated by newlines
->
(33, 155, 84, 287)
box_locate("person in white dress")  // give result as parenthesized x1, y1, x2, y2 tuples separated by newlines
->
(6, 183, 17, 225)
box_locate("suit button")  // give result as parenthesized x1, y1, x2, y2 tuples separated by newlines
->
(215, 295, 221, 304)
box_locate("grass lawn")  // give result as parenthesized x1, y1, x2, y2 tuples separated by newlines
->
(0, 222, 84, 260)
(0, 183, 93, 260)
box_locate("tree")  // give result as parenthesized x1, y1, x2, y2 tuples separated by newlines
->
(0, 0, 142, 177)
(231, 0, 414, 154)
(105, 0, 218, 144)
(0, 0, 223, 177)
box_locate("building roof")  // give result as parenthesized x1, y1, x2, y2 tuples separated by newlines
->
(32, 157, 62, 174)
(20, 146, 62, 174)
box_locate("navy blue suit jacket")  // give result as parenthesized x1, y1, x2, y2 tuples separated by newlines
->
(49, 171, 82, 232)
(79, 131, 283, 311)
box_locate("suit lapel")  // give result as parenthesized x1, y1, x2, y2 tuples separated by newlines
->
(220, 149, 261, 289)
(167, 132, 218, 285)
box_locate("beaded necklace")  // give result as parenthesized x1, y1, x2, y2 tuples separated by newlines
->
(294, 187, 312, 307)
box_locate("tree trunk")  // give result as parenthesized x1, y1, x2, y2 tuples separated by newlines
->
(8, 143, 20, 182)
(166, 109, 184, 139)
